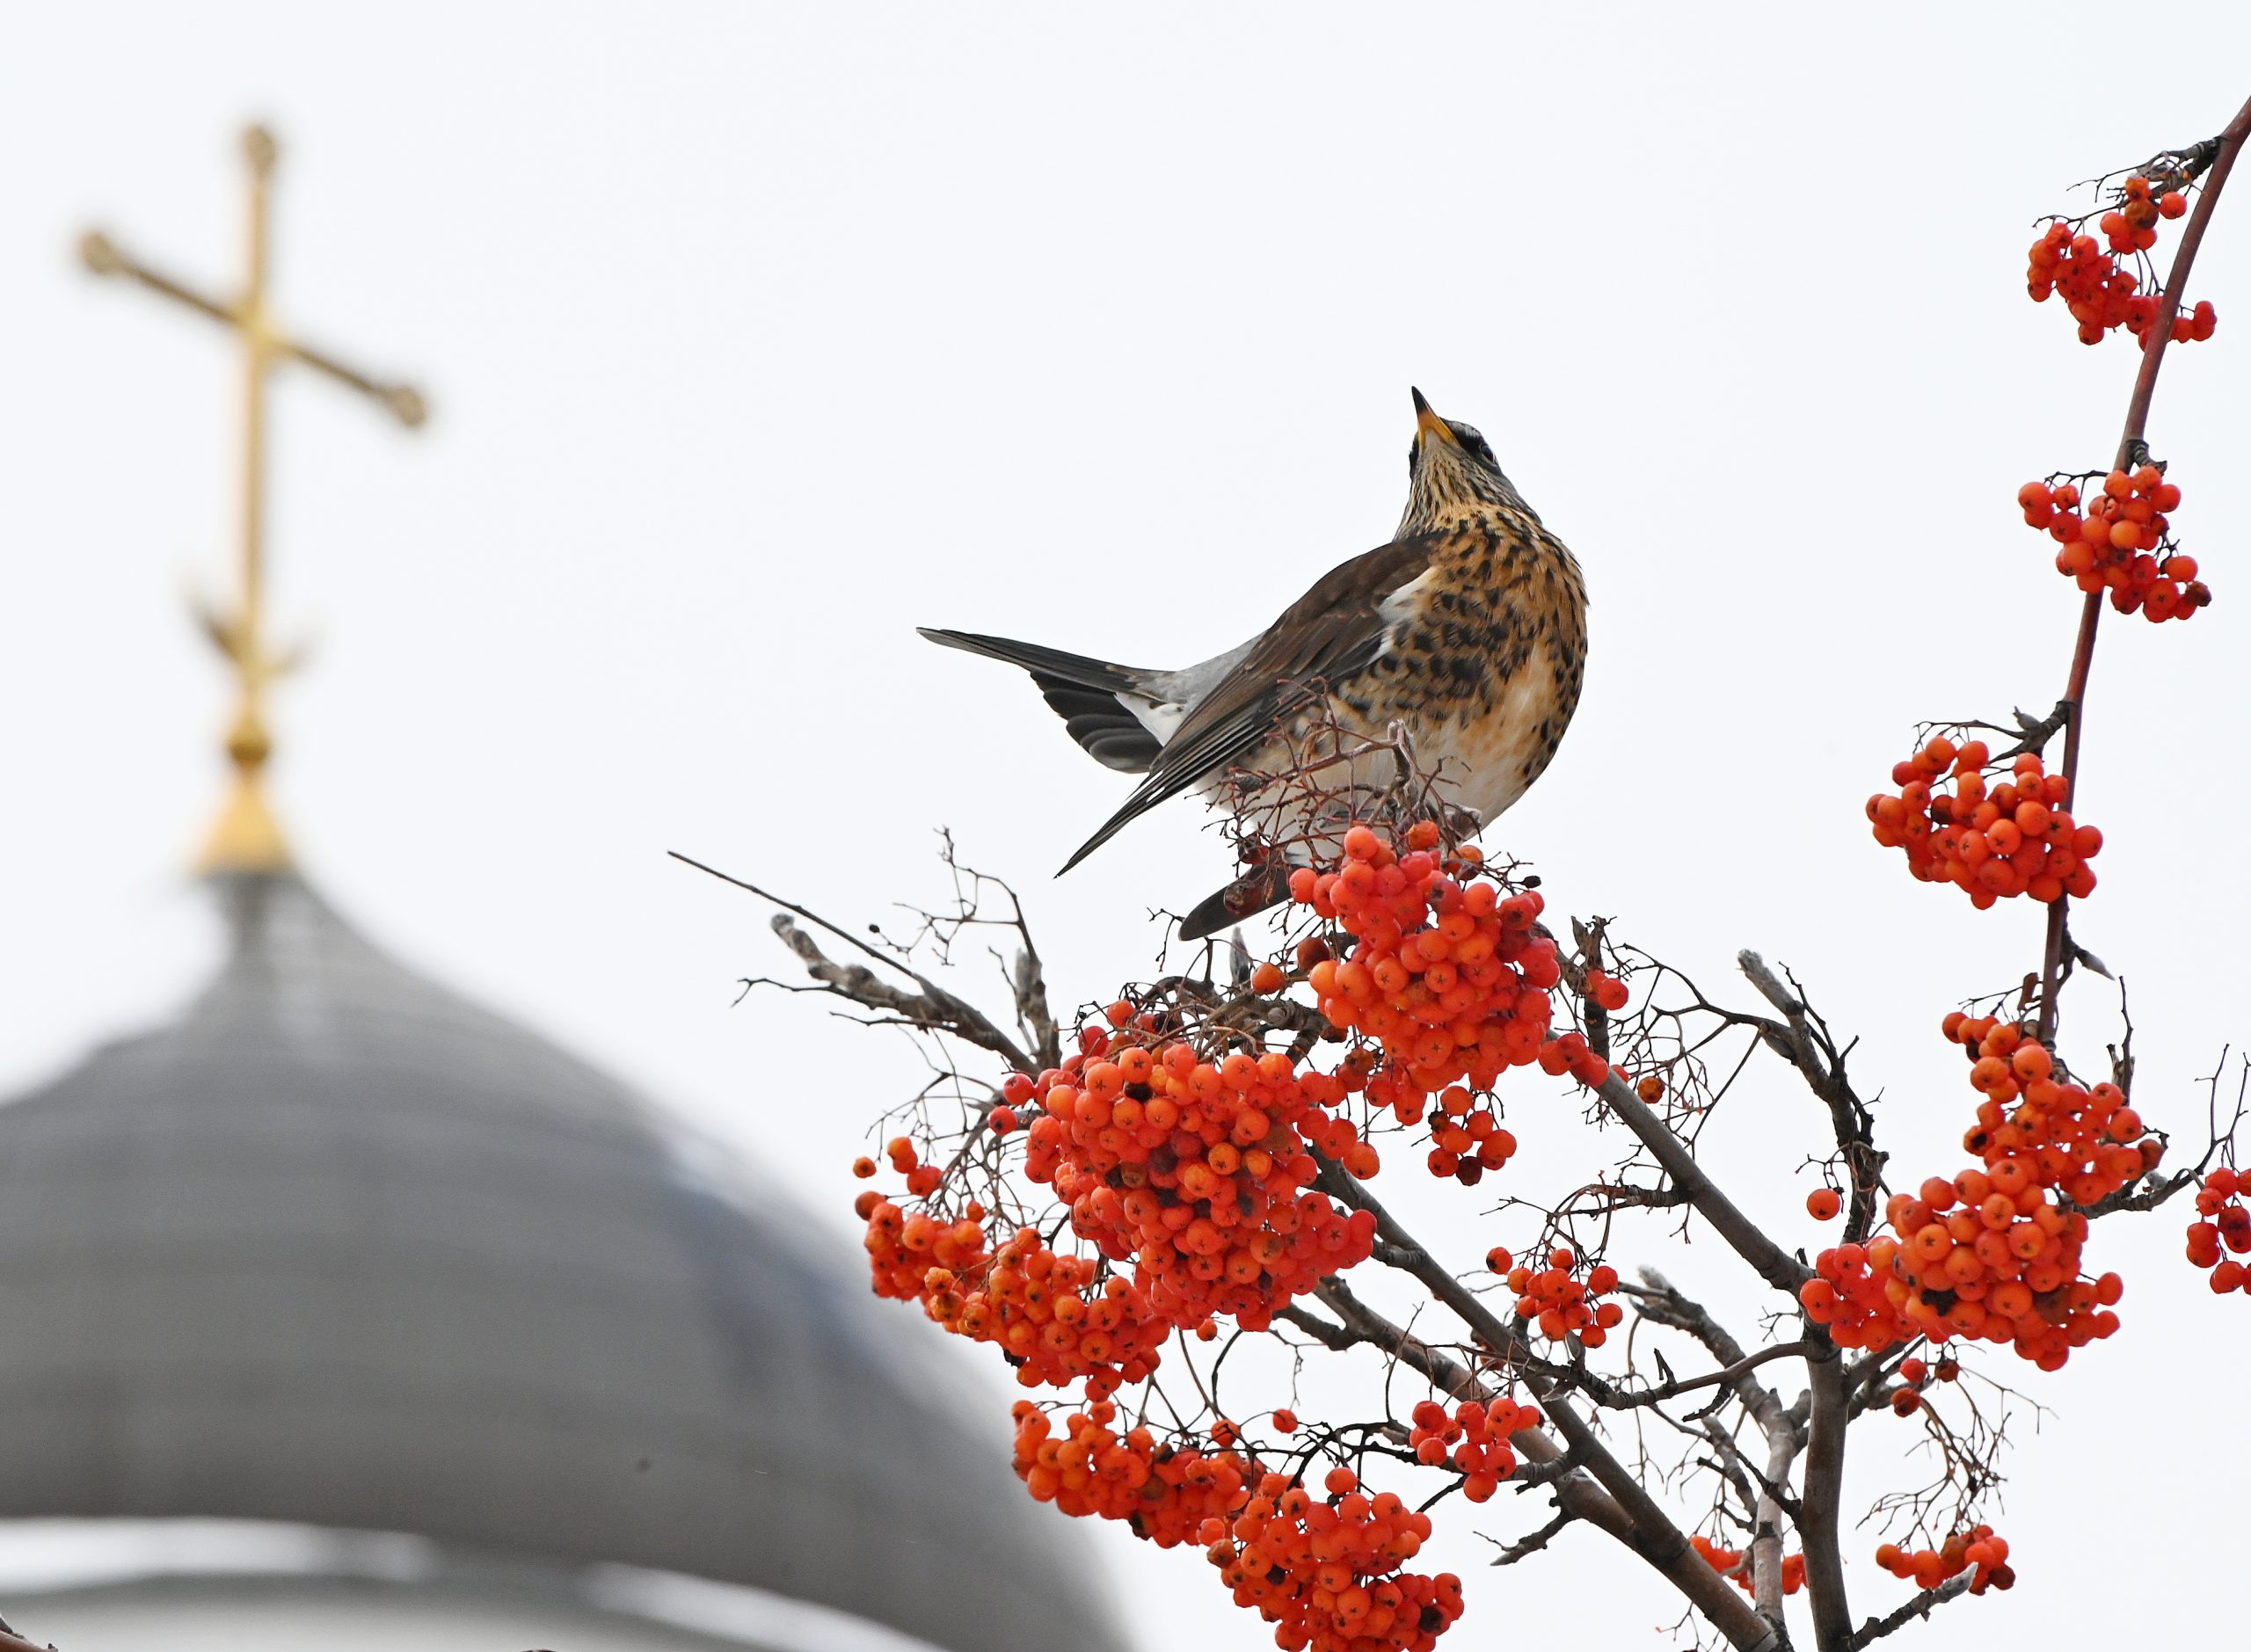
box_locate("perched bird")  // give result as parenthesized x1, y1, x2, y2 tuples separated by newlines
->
(922, 389, 1588, 939)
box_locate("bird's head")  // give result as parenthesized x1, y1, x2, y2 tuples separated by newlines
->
(1401, 387, 1526, 532)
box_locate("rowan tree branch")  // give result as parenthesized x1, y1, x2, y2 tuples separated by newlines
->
(1799, 1350, 1855, 1652)
(1590, 1068, 1811, 1294)
(1846, 1574, 1974, 1648)
(672, 850, 1045, 1075)
(1314, 1165, 1782, 1651)
(767, 912, 1037, 1071)
(1486, 1507, 1576, 1567)
(2038, 91, 2251, 1046)
(1737, 953, 1886, 1242)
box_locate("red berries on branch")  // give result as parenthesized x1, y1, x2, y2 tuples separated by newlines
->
(865, 1208, 1170, 1394)
(1210, 1463, 1466, 1652)
(1014, 1403, 1468, 1650)
(1507, 1249, 1625, 1348)
(1867, 736, 2102, 908)
(1417, 1080, 1519, 1185)
(2026, 175, 2215, 346)
(1875, 1527, 2014, 1595)
(2018, 468, 2211, 621)
(2187, 1167, 2251, 1295)
(1584, 969, 1631, 1013)
(1293, 822, 1610, 1189)
(1407, 1395, 1536, 1501)
(1801, 1017, 2145, 1368)
(1692, 1535, 1806, 1597)
(1012, 1401, 1257, 1540)
(1023, 1031, 1379, 1333)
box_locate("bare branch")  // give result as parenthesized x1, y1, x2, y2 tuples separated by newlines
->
(1590, 1067, 1811, 1295)
(1314, 1166, 1783, 1651)
(1737, 952, 1886, 1243)
(1846, 1575, 1974, 1649)
(1484, 1507, 1576, 1567)
(768, 913, 1037, 1072)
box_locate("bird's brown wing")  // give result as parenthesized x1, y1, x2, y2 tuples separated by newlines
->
(1058, 534, 1439, 872)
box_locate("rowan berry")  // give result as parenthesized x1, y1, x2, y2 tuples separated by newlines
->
(1807, 1187, 1842, 1222)
(1584, 969, 1631, 1013)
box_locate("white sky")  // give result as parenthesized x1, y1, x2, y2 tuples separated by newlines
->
(4, 5, 2248, 1648)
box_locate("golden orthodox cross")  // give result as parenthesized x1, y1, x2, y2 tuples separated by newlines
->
(81, 124, 426, 874)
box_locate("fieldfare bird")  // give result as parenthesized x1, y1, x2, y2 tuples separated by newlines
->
(922, 389, 1588, 939)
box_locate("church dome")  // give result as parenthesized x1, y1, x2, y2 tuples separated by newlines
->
(0, 871, 1122, 1652)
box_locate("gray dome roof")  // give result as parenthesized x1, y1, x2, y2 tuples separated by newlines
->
(0, 873, 1122, 1652)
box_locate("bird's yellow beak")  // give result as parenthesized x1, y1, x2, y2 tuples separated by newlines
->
(1410, 386, 1456, 447)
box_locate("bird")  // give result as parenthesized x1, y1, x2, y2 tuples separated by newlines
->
(921, 388, 1588, 940)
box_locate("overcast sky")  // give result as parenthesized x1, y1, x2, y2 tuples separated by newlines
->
(4, 6, 2248, 1648)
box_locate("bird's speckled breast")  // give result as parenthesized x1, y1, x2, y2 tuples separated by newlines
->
(1333, 511, 1587, 823)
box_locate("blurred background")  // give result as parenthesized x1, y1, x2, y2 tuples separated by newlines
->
(3, 5, 2247, 1648)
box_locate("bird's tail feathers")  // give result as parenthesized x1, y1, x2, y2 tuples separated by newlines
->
(917, 628, 1152, 696)
(922, 627, 1168, 777)
(1176, 862, 1294, 942)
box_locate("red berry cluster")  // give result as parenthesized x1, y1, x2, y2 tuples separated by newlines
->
(1506, 1249, 1625, 1348)
(1012, 1400, 1257, 1540)
(2025, 175, 2215, 346)
(1019, 1030, 1378, 1333)
(1407, 1395, 1536, 1502)
(1419, 1081, 1519, 1184)
(1691, 1535, 1805, 1597)
(2101, 172, 2191, 250)
(1867, 737, 2102, 908)
(2187, 1166, 2251, 1294)
(1875, 1527, 2014, 1595)
(1802, 1017, 2145, 1368)
(1208, 1464, 1466, 1652)
(2018, 468, 2211, 621)
(864, 1208, 1169, 1394)
(1293, 824, 1608, 1184)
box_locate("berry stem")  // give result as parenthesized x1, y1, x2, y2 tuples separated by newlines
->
(2037, 89, 2251, 1046)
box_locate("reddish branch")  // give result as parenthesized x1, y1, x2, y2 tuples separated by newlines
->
(2037, 91, 2251, 1045)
